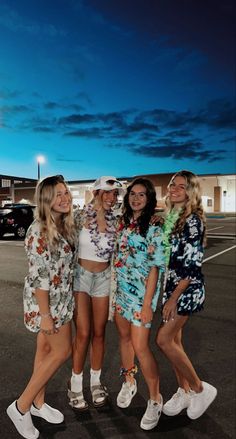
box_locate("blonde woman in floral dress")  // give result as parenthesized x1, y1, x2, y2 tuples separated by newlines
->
(113, 177, 165, 431)
(7, 175, 75, 439)
(156, 170, 217, 420)
(68, 177, 124, 411)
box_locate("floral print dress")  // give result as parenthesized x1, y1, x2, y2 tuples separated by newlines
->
(113, 221, 165, 328)
(23, 220, 74, 332)
(163, 213, 205, 315)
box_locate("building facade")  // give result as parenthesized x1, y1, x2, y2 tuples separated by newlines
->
(0, 175, 37, 206)
(0, 173, 235, 213)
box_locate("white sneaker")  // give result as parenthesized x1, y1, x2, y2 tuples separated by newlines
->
(140, 396, 163, 431)
(117, 379, 137, 408)
(163, 387, 191, 416)
(7, 401, 39, 439)
(31, 402, 64, 424)
(187, 381, 217, 419)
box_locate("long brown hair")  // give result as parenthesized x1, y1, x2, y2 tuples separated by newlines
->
(123, 177, 157, 237)
(34, 175, 75, 248)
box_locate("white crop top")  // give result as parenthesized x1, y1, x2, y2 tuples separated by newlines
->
(78, 227, 110, 262)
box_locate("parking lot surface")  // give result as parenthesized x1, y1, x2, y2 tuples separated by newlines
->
(0, 217, 235, 438)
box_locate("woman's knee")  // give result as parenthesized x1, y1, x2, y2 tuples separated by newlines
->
(92, 331, 105, 344)
(55, 342, 72, 364)
(75, 328, 90, 347)
(156, 330, 168, 351)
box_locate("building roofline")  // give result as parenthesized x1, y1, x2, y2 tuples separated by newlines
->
(67, 172, 236, 185)
(0, 174, 37, 182)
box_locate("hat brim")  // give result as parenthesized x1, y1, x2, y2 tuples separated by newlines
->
(94, 185, 125, 195)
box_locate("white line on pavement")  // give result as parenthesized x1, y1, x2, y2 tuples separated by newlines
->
(203, 245, 236, 263)
(207, 235, 236, 239)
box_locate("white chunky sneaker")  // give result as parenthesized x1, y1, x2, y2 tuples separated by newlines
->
(31, 402, 64, 424)
(117, 379, 137, 408)
(187, 381, 217, 419)
(7, 401, 39, 439)
(163, 387, 191, 416)
(140, 395, 163, 431)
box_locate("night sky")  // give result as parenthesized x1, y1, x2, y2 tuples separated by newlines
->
(0, 0, 235, 181)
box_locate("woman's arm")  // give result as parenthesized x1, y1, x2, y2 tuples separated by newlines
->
(141, 266, 159, 325)
(34, 288, 58, 334)
(162, 279, 190, 322)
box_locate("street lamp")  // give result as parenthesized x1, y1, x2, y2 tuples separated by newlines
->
(37, 155, 45, 180)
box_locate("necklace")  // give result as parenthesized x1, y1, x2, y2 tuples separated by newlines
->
(163, 208, 181, 265)
(84, 203, 116, 259)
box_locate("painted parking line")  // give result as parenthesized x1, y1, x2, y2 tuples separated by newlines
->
(207, 235, 236, 240)
(203, 245, 236, 263)
(0, 240, 24, 246)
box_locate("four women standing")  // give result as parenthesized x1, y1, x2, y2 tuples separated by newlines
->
(6, 171, 217, 437)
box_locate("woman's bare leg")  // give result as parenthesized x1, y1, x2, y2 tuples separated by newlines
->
(72, 292, 91, 374)
(17, 322, 72, 413)
(131, 325, 161, 402)
(115, 312, 135, 384)
(90, 296, 109, 370)
(156, 316, 202, 392)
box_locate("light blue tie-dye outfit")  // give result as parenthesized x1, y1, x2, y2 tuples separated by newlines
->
(113, 222, 165, 328)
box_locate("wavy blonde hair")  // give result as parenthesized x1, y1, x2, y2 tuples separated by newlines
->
(34, 175, 75, 249)
(165, 170, 206, 241)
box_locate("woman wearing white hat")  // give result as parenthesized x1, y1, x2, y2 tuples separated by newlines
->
(68, 176, 124, 410)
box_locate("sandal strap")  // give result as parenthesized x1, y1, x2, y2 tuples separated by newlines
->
(68, 388, 84, 400)
(91, 384, 108, 393)
(68, 388, 88, 409)
(91, 384, 108, 402)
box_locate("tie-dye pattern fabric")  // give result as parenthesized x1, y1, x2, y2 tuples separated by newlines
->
(113, 223, 165, 327)
(162, 213, 205, 315)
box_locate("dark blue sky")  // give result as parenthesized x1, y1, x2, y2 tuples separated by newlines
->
(0, 0, 235, 180)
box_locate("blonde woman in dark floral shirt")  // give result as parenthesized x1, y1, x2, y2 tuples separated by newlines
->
(156, 170, 217, 420)
(7, 175, 75, 439)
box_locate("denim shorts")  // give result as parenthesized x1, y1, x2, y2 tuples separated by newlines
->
(73, 263, 111, 297)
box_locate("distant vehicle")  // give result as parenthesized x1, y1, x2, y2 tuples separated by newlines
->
(0, 204, 35, 239)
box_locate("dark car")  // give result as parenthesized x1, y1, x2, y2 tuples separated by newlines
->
(0, 204, 35, 239)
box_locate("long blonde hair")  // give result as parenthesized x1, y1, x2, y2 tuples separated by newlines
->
(34, 175, 75, 249)
(166, 170, 206, 240)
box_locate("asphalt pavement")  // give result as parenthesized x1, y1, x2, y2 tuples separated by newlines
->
(0, 217, 235, 439)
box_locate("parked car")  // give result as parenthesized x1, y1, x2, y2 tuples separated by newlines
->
(0, 204, 35, 239)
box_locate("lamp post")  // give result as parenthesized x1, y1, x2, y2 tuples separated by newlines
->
(37, 155, 45, 180)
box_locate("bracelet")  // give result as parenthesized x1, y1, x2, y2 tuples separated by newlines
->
(40, 312, 51, 318)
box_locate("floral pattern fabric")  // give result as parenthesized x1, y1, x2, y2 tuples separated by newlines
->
(113, 222, 165, 328)
(163, 213, 205, 315)
(23, 220, 75, 332)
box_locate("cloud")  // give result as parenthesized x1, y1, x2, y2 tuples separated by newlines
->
(0, 3, 66, 37)
(0, 88, 21, 99)
(1, 87, 235, 164)
(44, 101, 85, 112)
(130, 142, 226, 163)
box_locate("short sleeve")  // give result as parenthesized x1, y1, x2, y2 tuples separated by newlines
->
(74, 208, 83, 228)
(181, 216, 204, 279)
(146, 225, 166, 271)
(25, 224, 51, 291)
